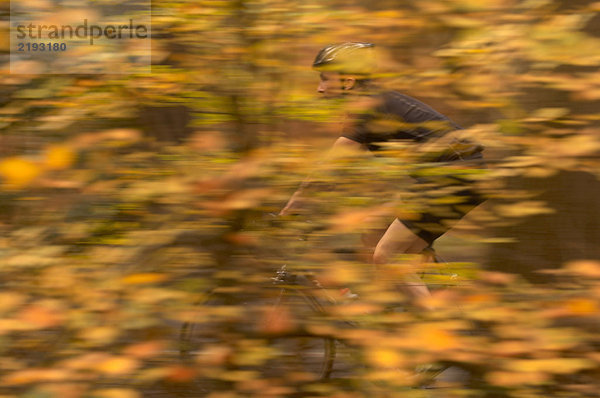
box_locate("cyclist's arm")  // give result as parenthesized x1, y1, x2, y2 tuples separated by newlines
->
(279, 137, 367, 216)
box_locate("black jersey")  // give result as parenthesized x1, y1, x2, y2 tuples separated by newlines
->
(340, 91, 483, 162)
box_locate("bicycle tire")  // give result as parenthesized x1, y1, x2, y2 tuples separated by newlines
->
(262, 286, 336, 380)
(179, 291, 221, 361)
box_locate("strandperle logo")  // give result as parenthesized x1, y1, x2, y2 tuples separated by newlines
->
(16, 19, 149, 45)
(10, 0, 151, 74)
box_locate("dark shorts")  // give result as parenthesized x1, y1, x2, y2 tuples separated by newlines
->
(397, 159, 487, 245)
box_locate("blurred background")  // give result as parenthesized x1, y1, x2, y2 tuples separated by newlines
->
(0, 0, 599, 397)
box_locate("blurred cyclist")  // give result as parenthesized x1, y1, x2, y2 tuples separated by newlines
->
(280, 42, 485, 308)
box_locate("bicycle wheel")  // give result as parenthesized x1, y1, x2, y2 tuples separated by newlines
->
(179, 291, 225, 361)
(262, 286, 336, 381)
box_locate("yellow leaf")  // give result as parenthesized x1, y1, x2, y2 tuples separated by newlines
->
(196, 345, 232, 366)
(70, 129, 141, 150)
(496, 201, 554, 218)
(566, 260, 600, 278)
(526, 107, 569, 121)
(317, 262, 359, 286)
(61, 353, 111, 370)
(96, 357, 139, 375)
(491, 340, 533, 357)
(464, 293, 498, 304)
(0, 157, 41, 188)
(407, 324, 460, 351)
(45, 145, 75, 170)
(367, 348, 404, 368)
(0, 318, 30, 333)
(479, 271, 517, 284)
(487, 370, 549, 386)
(123, 340, 166, 358)
(553, 134, 600, 157)
(564, 298, 599, 315)
(79, 326, 120, 344)
(2, 368, 71, 385)
(135, 367, 170, 382)
(374, 10, 404, 18)
(93, 389, 140, 398)
(18, 302, 64, 329)
(511, 358, 595, 374)
(333, 303, 381, 317)
(0, 292, 27, 313)
(121, 273, 168, 285)
(217, 370, 259, 382)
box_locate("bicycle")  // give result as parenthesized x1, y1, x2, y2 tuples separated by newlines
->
(178, 216, 469, 392)
(262, 245, 455, 384)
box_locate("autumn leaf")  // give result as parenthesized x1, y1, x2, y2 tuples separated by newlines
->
(510, 358, 595, 374)
(258, 304, 296, 335)
(216, 370, 260, 382)
(490, 340, 533, 358)
(0, 292, 27, 314)
(96, 357, 139, 376)
(0, 157, 42, 188)
(487, 370, 549, 386)
(2, 368, 72, 385)
(123, 341, 167, 359)
(44, 145, 76, 170)
(565, 260, 600, 278)
(1, 1, 599, 396)
(18, 301, 65, 329)
(495, 201, 555, 218)
(121, 273, 168, 285)
(406, 324, 460, 351)
(78, 326, 120, 345)
(164, 366, 197, 382)
(93, 389, 140, 398)
(563, 298, 599, 315)
(70, 129, 142, 150)
(317, 261, 360, 286)
(367, 347, 405, 368)
(61, 353, 111, 370)
(203, 188, 274, 214)
(525, 107, 569, 121)
(196, 345, 232, 366)
(479, 271, 517, 285)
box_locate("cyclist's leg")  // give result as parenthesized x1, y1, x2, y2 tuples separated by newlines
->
(372, 219, 432, 306)
(373, 219, 429, 262)
(359, 197, 402, 257)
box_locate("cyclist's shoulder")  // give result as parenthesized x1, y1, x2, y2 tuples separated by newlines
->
(379, 90, 426, 106)
(345, 90, 405, 118)
(380, 90, 450, 118)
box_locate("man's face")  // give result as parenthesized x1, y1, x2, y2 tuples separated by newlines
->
(317, 72, 355, 98)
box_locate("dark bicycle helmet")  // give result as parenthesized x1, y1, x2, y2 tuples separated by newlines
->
(312, 42, 376, 75)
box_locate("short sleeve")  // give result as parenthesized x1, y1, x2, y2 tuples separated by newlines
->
(339, 95, 384, 146)
(340, 113, 371, 144)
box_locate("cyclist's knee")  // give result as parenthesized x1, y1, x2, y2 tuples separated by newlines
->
(372, 249, 387, 265)
(373, 241, 402, 265)
(373, 239, 430, 265)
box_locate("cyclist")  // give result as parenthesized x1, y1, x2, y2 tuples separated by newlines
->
(279, 42, 486, 308)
